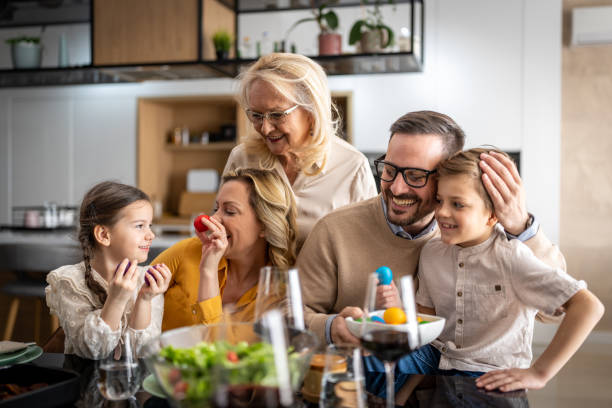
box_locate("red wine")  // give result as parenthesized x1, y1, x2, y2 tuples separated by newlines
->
(211, 385, 290, 408)
(361, 330, 416, 362)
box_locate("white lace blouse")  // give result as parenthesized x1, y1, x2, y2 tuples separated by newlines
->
(45, 262, 164, 359)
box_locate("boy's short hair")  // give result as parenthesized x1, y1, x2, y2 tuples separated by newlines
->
(437, 147, 511, 212)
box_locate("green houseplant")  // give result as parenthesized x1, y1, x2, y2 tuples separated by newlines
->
(349, 0, 395, 53)
(212, 30, 232, 60)
(5, 36, 42, 69)
(286, 2, 341, 55)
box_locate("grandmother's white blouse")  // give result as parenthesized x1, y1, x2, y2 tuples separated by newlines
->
(45, 261, 164, 359)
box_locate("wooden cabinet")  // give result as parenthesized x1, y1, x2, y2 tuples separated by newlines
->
(137, 95, 241, 222)
(93, 0, 235, 65)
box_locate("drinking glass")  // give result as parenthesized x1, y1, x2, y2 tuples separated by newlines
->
(212, 309, 295, 408)
(254, 266, 305, 331)
(319, 344, 366, 408)
(96, 331, 143, 401)
(359, 273, 420, 408)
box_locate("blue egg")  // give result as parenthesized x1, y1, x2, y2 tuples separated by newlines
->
(376, 266, 393, 285)
(370, 316, 386, 324)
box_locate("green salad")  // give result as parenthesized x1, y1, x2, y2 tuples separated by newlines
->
(158, 341, 301, 403)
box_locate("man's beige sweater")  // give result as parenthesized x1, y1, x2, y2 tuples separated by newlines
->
(298, 195, 566, 342)
(298, 196, 437, 341)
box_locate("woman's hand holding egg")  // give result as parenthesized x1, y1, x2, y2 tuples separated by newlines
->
(195, 214, 227, 278)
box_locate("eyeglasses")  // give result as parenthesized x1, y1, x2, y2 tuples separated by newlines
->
(245, 105, 299, 126)
(374, 155, 437, 188)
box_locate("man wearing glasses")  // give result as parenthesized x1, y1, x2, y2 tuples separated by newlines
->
(298, 110, 566, 346)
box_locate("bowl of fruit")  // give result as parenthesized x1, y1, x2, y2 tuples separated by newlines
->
(345, 308, 445, 347)
(142, 322, 318, 407)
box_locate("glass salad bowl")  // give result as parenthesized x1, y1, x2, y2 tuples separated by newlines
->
(142, 320, 318, 408)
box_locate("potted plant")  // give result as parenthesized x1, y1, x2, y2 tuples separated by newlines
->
(5, 36, 43, 69)
(212, 30, 232, 60)
(348, 0, 395, 53)
(286, 2, 341, 56)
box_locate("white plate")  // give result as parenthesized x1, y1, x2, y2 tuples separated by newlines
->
(143, 374, 166, 399)
(345, 312, 445, 347)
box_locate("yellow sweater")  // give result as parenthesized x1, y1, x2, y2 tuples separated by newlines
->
(152, 237, 258, 331)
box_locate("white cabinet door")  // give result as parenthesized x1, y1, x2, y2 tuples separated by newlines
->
(73, 97, 136, 203)
(12, 98, 72, 206)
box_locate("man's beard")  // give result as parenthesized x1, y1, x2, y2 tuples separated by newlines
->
(383, 188, 435, 227)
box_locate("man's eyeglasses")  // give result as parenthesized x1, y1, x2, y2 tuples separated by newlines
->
(374, 155, 437, 188)
(245, 105, 299, 126)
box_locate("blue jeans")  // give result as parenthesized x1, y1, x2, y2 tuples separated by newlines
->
(363, 345, 484, 398)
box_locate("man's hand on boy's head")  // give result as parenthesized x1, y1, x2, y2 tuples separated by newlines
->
(479, 151, 530, 235)
(476, 367, 548, 392)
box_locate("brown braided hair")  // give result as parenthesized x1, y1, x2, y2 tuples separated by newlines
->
(78, 181, 150, 306)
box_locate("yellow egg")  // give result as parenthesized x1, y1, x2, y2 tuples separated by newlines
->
(383, 307, 407, 325)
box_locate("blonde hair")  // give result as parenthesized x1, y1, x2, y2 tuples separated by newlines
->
(437, 148, 511, 212)
(222, 168, 298, 267)
(237, 53, 339, 176)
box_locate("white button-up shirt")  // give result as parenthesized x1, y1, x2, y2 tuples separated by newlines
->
(416, 224, 585, 372)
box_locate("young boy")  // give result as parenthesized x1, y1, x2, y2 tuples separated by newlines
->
(406, 147, 604, 392)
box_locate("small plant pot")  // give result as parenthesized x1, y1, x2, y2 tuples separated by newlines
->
(318, 33, 341, 56)
(215, 50, 229, 60)
(11, 42, 42, 69)
(359, 30, 383, 54)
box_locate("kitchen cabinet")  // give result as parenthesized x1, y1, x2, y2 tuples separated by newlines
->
(92, 0, 235, 65)
(0, 0, 423, 86)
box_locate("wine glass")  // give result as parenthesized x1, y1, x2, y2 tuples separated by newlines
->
(97, 331, 143, 401)
(254, 266, 305, 331)
(359, 273, 420, 408)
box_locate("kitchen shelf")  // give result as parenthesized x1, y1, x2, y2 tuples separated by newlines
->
(0, 51, 421, 87)
(0, 0, 424, 87)
(237, 0, 415, 13)
(166, 142, 236, 152)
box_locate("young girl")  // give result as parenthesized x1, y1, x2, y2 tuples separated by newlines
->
(404, 148, 604, 391)
(45, 181, 171, 359)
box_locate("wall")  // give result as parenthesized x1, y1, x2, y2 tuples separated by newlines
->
(561, 0, 612, 331)
(0, 0, 563, 246)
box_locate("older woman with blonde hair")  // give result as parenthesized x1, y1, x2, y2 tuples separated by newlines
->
(154, 168, 297, 331)
(224, 53, 377, 250)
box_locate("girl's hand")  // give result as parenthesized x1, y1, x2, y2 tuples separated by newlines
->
(476, 367, 548, 392)
(107, 258, 140, 305)
(376, 280, 402, 309)
(196, 216, 228, 277)
(139, 263, 172, 301)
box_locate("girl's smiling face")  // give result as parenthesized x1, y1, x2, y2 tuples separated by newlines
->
(212, 180, 266, 260)
(435, 174, 497, 247)
(106, 200, 155, 263)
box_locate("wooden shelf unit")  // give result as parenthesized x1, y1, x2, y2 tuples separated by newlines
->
(137, 95, 242, 217)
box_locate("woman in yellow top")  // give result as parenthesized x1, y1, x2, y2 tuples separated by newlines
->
(153, 168, 297, 331)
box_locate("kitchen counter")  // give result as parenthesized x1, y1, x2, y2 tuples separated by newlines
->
(0, 229, 187, 264)
(0, 229, 186, 248)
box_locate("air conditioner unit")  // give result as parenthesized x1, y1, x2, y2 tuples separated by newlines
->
(572, 6, 612, 46)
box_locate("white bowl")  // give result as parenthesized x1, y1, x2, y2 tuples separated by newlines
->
(345, 312, 445, 347)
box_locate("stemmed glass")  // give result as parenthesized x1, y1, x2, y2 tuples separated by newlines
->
(359, 273, 420, 408)
(254, 266, 305, 331)
(96, 331, 143, 402)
